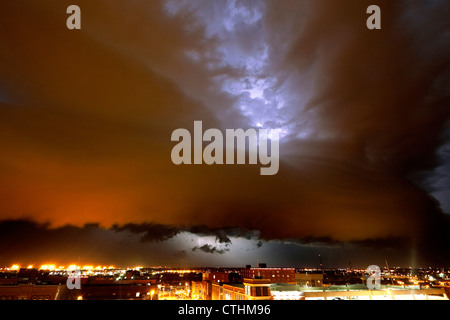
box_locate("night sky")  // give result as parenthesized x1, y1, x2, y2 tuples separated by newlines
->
(0, 0, 449, 268)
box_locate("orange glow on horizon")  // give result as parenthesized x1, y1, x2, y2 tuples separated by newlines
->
(39, 264, 56, 270)
(3, 263, 121, 270)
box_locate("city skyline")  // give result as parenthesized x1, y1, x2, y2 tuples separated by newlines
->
(1, 263, 448, 301)
(0, 0, 450, 269)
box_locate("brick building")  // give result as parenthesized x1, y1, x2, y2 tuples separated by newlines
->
(212, 278, 272, 300)
(241, 267, 296, 284)
(202, 271, 229, 283)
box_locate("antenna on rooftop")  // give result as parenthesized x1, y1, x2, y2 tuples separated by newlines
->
(318, 254, 323, 274)
(257, 258, 261, 278)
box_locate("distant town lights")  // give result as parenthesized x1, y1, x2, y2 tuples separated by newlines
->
(39, 264, 56, 270)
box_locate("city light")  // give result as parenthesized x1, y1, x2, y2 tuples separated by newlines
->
(39, 264, 56, 270)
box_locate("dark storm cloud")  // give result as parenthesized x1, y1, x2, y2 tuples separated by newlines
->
(352, 237, 410, 250)
(0, 0, 449, 266)
(0, 219, 238, 265)
(112, 223, 180, 243)
(111, 222, 260, 245)
(192, 244, 229, 255)
(2, 218, 444, 266)
(0, 219, 113, 264)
